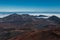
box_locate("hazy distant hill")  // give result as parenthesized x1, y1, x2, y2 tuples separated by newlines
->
(39, 15, 48, 17)
(48, 15, 60, 24)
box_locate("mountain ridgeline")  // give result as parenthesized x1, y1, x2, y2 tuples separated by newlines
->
(0, 13, 60, 29)
(0, 13, 60, 40)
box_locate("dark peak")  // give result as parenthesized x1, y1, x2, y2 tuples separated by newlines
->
(5, 13, 22, 18)
(48, 15, 60, 24)
(49, 15, 59, 19)
(3, 13, 21, 19)
(39, 15, 48, 17)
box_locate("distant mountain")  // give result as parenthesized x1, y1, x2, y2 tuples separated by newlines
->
(3, 13, 22, 21)
(0, 13, 37, 25)
(39, 15, 48, 17)
(0, 13, 24, 25)
(0, 14, 59, 29)
(48, 15, 60, 24)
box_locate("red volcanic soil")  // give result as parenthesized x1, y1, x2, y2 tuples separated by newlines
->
(8, 28, 60, 40)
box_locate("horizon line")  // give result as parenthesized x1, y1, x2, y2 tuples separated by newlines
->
(0, 12, 60, 13)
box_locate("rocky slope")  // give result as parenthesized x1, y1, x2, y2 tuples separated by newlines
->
(0, 13, 60, 40)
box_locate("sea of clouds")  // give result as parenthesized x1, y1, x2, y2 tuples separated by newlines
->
(0, 13, 60, 18)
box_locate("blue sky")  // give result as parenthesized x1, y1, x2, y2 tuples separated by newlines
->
(0, 0, 60, 12)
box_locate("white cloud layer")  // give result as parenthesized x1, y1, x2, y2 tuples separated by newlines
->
(0, 13, 60, 18)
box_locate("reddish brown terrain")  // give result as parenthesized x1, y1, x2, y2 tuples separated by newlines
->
(8, 28, 60, 40)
